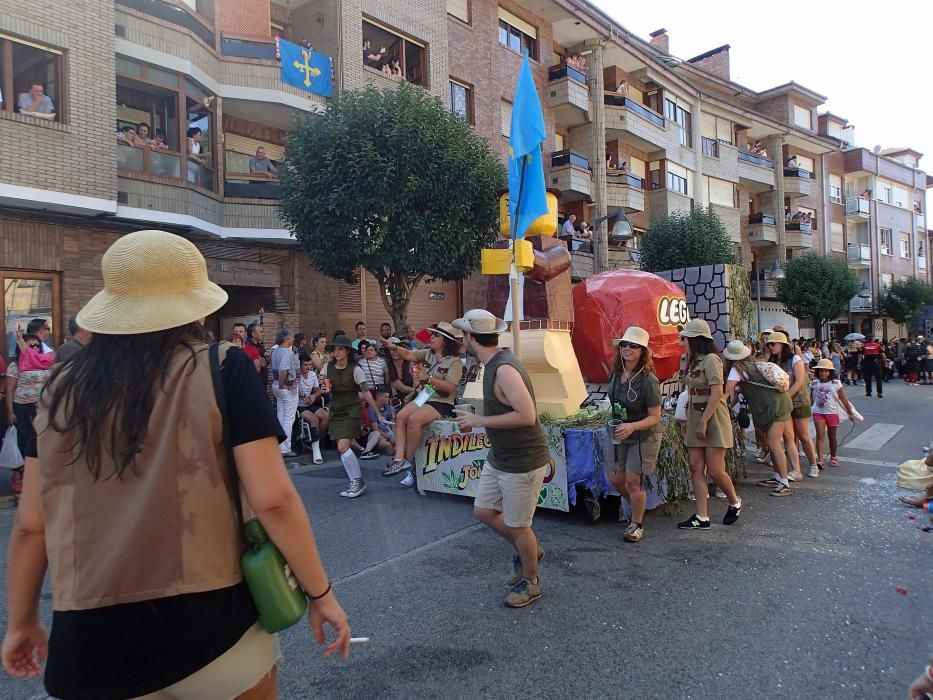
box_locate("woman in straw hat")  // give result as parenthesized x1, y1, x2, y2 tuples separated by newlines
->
(320, 334, 384, 498)
(381, 322, 463, 487)
(1, 230, 351, 699)
(677, 319, 742, 529)
(606, 327, 663, 542)
(723, 339, 795, 497)
(766, 331, 818, 479)
(809, 358, 855, 468)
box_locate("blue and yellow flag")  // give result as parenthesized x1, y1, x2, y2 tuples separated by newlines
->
(279, 39, 332, 98)
(507, 53, 548, 240)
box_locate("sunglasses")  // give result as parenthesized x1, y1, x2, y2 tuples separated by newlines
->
(617, 342, 643, 349)
(766, 342, 781, 347)
(430, 331, 444, 338)
(27, 343, 39, 349)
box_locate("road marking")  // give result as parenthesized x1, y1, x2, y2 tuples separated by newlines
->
(843, 423, 904, 451)
(745, 447, 898, 468)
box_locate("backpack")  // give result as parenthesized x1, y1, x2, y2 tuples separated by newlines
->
(739, 360, 790, 392)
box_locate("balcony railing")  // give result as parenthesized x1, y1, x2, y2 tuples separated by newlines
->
(221, 35, 278, 60)
(607, 171, 644, 189)
(117, 141, 183, 178)
(846, 243, 871, 263)
(786, 221, 813, 232)
(845, 197, 871, 216)
(550, 149, 590, 170)
(748, 213, 776, 225)
(738, 151, 773, 169)
(849, 295, 873, 312)
(602, 95, 665, 128)
(783, 167, 812, 179)
(224, 172, 281, 199)
(117, 0, 215, 46)
(548, 63, 587, 85)
(701, 137, 719, 158)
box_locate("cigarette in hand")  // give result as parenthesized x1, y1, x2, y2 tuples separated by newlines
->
(350, 637, 370, 644)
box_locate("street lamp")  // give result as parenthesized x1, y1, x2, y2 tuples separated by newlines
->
(592, 208, 634, 242)
(754, 260, 784, 334)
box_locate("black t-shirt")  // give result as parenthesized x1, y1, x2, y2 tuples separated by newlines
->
(37, 346, 285, 700)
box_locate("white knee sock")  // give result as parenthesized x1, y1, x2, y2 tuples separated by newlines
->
(341, 449, 362, 480)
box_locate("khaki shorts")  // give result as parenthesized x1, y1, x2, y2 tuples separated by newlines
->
(132, 622, 280, 700)
(474, 463, 547, 528)
(611, 433, 661, 475)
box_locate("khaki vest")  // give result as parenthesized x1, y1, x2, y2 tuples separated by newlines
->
(34, 343, 242, 611)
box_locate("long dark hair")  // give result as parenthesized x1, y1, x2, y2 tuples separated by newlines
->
(612, 343, 655, 378)
(686, 336, 718, 368)
(769, 343, 794, 367)
(44, 322, 211, 480)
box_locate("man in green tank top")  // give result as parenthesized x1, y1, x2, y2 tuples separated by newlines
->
(453, 310, 551, 608)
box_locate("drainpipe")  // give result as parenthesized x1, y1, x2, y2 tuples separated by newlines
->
(585, 38, 607, 273)
(767, 134, 786, 266)
(693, 98, 704, 209)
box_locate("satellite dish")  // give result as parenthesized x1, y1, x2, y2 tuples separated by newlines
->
(872, 145, 881, 154)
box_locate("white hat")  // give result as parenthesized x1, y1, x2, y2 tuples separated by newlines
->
(722, 339, 751, 361)
(77, 229, 228, 335)
(612, 326, 650, 348)
(680, 318, 713, 340)
(452, 309, 508, 335)
(431, 321, 460, 342)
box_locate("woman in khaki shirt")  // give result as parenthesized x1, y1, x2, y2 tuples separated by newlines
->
(677, 319, 741, 530)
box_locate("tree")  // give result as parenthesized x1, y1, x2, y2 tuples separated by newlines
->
(638, 206, 738, 273)
(775, 254, 860, 340)
(879, 277, 933, 330)
(280, 83, 506, 331)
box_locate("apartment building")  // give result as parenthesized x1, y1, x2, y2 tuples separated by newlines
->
(1, 0, 929, 355)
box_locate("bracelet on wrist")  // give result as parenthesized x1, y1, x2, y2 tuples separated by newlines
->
(309, 582, 332, 600)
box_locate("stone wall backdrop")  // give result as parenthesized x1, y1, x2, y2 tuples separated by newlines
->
(656, 264, 735, 349)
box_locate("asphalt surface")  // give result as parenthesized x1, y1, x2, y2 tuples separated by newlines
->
(0, 379, 930, 699)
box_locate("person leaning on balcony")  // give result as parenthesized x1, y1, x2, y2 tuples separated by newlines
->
(134, 122, 152, 147)
(363, 40, 386, 68)
(17, 83, 54, 114)
(150, 129, 169, 151)
(249, 147, 278, 178)
(615, 80, 628, 96)
(186, 126, 204, 162)
(561, 214, 577, 237)
(785, 155, 798, 169)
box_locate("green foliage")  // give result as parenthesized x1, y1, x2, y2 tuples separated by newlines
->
(279, 82, 506, 330)
(775, 254, 860, 338)
(729, 265, 755, 337)
(638, 206, 738, 273)
(879, 277, 933, 328)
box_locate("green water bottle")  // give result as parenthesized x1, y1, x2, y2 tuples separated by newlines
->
(240, 519, 308, 633)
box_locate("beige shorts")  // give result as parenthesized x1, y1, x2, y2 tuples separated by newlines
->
(611, 434, 661, 476)
(132, 622, 280, 700)
(474, 463, 547, 528)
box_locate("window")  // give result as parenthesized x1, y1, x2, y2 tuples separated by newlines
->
(899, 232, 911, 258)
(794, 154, 814, 176)
(1, 271, 61, 360)
(892, 185, 909, 208)
(703, 175, 734, 207)
(793, 104, 811, 129)
(699, 113, 732, 146)
(116, 58, 216, 190)
(881, 273, 893, 289)
(362, 20, 427, 87)
(648, 160, 662, 190)
(449, 79, 473, 124)
(666, 162, 689, 195)
(876, 179, 892, 204)
(498, 8, 537, 59)
(829, 174, 842, 204)
(664, 98, 692, 147)
(554, 132, 564, 151)
(880, 228, 893, 256)
(0, 34, 64, 122)
(830, 222, 844, 252)
(500, 100, 511, 137)
(447, 0, 470, 24)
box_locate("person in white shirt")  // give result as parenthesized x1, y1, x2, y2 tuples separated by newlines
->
(296, 358, 324, 464)
(561, 214, 576, 237)
(809, 359, 855, 468)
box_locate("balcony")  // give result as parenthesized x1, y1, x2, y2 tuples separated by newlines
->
(849, 294, 873, 312)
(605, 172, 645, 212)
(224, 173, 281, 200)
(750, 278, 779, 298)
(607, 246, 634, 270)
(117, 141, 184, 179)
(746, 213, 777, 247)
(783, 168, 812, 198)
(846, 243, 871, 267)
(568, 248, 594, 280)
(116, 0, 215, 47)
(919, 256, 927, 271)
(784, 226, 813, 250)
(603, 94, 667, 151)
(546, 65, 589, 127)
(845, 196, 871, 221)
(548, 150, 592, 202)
(737, 151, 775, 192)
(712, 204, 741, 244)
(221, 35, 278, 60)
(648, 188, 692, 222)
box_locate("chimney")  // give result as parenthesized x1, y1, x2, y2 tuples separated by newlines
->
(686, 45, 731, 80)
(649, 28, 669, 55)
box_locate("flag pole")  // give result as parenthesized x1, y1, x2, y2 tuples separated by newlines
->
(510, 156, 528, 359)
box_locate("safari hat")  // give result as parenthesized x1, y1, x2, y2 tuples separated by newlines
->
(453, 309, 508, 335)
(77, 229, 228, 335)
(431, 321, 460, 342)
(814, 358, 836, 373)
(326, 334, 356, 352)
(722, 339, 751, 361)
(766, 331, 790, 346)
(679, 318, 713, 340)
(613, 326, 650, 348)
(759, 328, 774, 337)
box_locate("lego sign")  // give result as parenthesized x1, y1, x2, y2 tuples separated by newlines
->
(658, 296, 690, 326)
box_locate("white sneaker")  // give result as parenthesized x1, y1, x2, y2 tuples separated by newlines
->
(715, 488, 727, 499)
(400, 472, 415, 488)
(754, 449, 769, 463)
(340, 478, 367, 498)
(807, 466, 820, 478)
(787, 471, 804, 482)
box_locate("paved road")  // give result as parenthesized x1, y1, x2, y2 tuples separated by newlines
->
(0, 380, 930, 699)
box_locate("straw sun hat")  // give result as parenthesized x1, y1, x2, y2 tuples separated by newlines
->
(452, 309, 508, 335)
(813, 358, 836, 373)
(612, 326, 650, 348)
(76, 229, 228, 335)
(679, 318, 713, 340)
(766, 331, 790, 346)
(722, 339, 751, 361)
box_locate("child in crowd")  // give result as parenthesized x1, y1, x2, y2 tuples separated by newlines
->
(809, 358, 856, 467)
(359, 388, 395, 460)
(297, 357, 324, 464)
